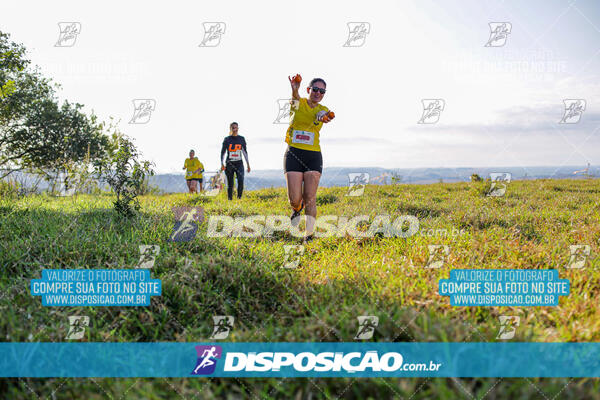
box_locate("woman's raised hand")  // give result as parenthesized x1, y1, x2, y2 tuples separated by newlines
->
(288, 74, 301, 91)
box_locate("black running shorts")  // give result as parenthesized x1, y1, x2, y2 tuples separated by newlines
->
(283, 146, 323, 173)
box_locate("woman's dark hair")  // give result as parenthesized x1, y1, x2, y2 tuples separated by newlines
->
(309, 78, 326, 88)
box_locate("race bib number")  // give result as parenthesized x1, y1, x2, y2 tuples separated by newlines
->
(186, 171, 193, 177)
(229, 150, 242, 160)
(291, 130, 315, 145)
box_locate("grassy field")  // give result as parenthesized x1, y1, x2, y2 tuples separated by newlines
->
(1, 178, 599, 399)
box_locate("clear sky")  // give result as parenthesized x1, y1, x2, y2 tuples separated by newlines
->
(2, 0, 599, 173)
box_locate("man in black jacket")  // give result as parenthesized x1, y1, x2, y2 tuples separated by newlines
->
(220, 122, 250, 200)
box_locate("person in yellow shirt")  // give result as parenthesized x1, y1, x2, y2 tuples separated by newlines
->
(284, 74, 334, 242)
(182, 149, 205, 193)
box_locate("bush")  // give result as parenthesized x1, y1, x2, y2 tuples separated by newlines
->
(94, 134, 154, 218)
(470, 173, 483, 182)
(471, 178, 494, 197)
(0, 178, 21, 198)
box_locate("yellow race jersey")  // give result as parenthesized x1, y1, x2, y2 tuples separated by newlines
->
(184, 157, 204, 179)
(285, 97, 329, 152)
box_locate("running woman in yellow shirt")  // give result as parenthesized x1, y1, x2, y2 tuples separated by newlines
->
(183, 150, 205, 193)
(284, 74, 334, 242)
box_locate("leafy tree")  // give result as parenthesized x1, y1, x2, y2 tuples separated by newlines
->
(0, 30, 109, 182)
(0, 30, 28, 100)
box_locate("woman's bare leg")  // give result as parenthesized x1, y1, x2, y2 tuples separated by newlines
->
(285, 172, 304, 211)
(302, 171, 321, 235)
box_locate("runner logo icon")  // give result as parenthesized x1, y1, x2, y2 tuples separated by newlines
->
(192, 345, 223, 375)
(418, 99, 445, 124)
(66, 316, 89, 340)
(199, 22, 226, 47)
(55, 22, 81, 47)
(274, 99, 299, 124)
(559, 99, 586, 124)
(343, 22, 371, 47)
(346, 173, 369, 196)
(496, 316, 519, 340)
(169, 206, 204, 242)
(566, 245, 590, 269)
(485, 22, 512, 47)
(354, 316, 379, 340)
(209, 316, 234, 340)
(129, 99, 156, 124)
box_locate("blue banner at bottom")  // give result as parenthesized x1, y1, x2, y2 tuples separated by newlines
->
(1, 342, 599, 377)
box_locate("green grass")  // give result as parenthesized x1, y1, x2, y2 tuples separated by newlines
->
(1, 178, 600, 398)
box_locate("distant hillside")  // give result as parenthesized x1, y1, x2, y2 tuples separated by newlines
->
(3, 165, 596, 194)
(150, 165, 598, 193)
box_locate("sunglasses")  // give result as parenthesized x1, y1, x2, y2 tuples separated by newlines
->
(311, 86, 326, 94)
